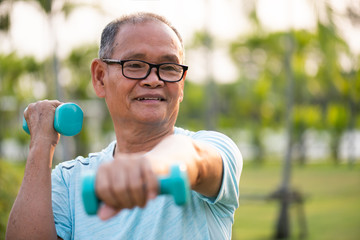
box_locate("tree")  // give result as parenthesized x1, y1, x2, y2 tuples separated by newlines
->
(0, 53, 42, 157)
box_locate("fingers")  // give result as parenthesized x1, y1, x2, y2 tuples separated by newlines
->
(96, 163, 120, 209)
(24, 100, 63, 144)
(95, 153, 158, 218)
(122, 159, 146, 207)
(24, 100, 62, 121)
(142, 159, 158, 201)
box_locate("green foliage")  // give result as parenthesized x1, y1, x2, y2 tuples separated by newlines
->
(0, 0, 358, 164)
(177, 81, 206, 130)
(0, 53, 40, 95)
(326, 104, 348, 132)
(0, 13, 9, 31)
(226, 4, 360, 163)
(63, 44, 98, 99)
(37, 0, 52, 13)
(0, 160, 25, 238)
(0, 53, 42, 146)
(293, 105, 322, 130)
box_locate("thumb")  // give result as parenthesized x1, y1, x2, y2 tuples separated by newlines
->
(98, 204, 119, 221)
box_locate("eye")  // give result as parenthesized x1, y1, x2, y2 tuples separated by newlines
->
(124, 61, 147, 69)
(161, 64, 182, 72)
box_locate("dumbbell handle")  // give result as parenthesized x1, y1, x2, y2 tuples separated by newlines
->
(82, 164, 190, 215)
(23, 102, 83, 136)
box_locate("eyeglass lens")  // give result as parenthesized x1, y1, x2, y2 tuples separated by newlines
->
(123, 61, 184, 81)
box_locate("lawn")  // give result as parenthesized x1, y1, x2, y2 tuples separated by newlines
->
(232, 162, 360, 240)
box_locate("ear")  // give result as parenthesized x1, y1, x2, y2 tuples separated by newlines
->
(91, 59, 107, 98)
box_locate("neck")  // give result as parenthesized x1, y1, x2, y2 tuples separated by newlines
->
(113, 120, 175, 155)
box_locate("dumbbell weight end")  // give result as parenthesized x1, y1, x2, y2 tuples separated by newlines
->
(22, 103, 83, 136)
(158, 164, 189, 205)
(81, 164, 190, 215)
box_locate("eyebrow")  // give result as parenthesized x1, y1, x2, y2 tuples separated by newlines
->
(159, 54, 180, 63)
(122, 52, 180, 63)
(122, 52, 146, 60)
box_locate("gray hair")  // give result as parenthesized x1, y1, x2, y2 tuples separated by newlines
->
(98, 12, 184, 61)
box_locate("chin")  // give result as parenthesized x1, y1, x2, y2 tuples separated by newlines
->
(137, 112, 166, 124)
(133, 108, 178, 126)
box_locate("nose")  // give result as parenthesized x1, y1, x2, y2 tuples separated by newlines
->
(139, 68, 165, 88)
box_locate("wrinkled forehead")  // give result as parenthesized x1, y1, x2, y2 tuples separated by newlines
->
(113, 20, 184, 62)
(119, 18, 183, 47)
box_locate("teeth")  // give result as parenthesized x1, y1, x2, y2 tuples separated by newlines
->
(137, 98, 162, 101)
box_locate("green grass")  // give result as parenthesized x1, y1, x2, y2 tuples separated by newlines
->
(0, 160, 25, 240)
(232, 162, 360, 240)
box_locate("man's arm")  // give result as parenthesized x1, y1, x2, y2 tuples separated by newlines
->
(95, 134, 223, 220)
(6, 101, 61, 240)
(148, 134, 223, 198)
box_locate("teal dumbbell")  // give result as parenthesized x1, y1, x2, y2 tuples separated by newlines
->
(23, 102, 83, 136)
(81, 164, 190, 215)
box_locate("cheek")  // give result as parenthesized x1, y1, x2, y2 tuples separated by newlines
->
(168, 85, 184, 104)
(106, 72, 132, 97)
(105, 80, 127, 107)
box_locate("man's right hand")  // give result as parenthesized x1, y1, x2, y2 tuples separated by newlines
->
(24, 100, 63, 147)
(6, 100, 63, 240)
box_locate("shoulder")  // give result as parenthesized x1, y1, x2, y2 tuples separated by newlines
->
(174, 127, 231, 141)
(175, 127, 241, 160)
(175, 126, 242, 177)
(175, 126, 234, 142)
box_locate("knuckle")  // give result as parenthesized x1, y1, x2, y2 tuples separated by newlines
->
(112, 182, 126, 196)
(27, 103, 36, 112)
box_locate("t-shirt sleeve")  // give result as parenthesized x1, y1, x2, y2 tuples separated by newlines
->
(192, 130, 243, 216)
(52, 165, 72, 240)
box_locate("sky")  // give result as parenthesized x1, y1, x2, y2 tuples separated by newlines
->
(1, 0, 359, 83)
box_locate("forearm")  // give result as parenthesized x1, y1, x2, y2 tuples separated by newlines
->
(95, 134, 225, 220)
(190, 139, 223, 197)
(6, 141, 58, 240)
(149, 135, 223, 197)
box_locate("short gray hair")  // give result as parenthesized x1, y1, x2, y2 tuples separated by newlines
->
(98, 12, 184, 61)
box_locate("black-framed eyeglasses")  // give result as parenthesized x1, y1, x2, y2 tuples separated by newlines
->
(101, 59, 188, 82)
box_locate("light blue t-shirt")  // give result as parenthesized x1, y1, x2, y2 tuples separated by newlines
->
(52, 127, 242, 240)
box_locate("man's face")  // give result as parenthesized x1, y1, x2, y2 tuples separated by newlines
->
(102, 21, 185, 127)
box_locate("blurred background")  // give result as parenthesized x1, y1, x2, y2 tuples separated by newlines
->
(0, 0, 359, 239)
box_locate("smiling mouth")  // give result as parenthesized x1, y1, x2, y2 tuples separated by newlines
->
(136, 97, 165, 101)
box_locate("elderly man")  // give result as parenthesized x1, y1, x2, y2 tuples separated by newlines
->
(7, 12, 242, 240)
